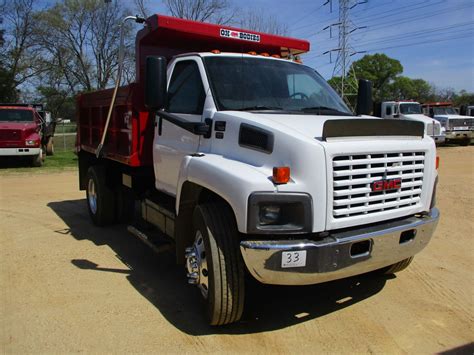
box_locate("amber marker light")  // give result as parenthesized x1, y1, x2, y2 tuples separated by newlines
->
(273, 167, 290, 184)
(211, 49, 221, 54)
(436, 156, 440, 169)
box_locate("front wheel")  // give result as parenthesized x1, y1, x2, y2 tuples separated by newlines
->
(31, 150, 43, 167)
(379, 257, 414, 275)
(186, 202, 245, 326)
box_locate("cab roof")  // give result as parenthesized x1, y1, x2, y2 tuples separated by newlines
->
(135, 14, 310, 82)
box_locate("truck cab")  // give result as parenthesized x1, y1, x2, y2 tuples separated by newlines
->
(380, 101, 445, 144)
(76, 15, 440, 326)
(422, 102, 473, 145)
(0, 105, 45, 166)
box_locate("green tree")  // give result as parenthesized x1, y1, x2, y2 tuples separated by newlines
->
(350, 53, 403, 101)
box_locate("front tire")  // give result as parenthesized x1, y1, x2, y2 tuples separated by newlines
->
(379, 257, 414, 275)
(31, 150, 43, 167)
(190, 202, 245, 326)
(86, 166, 115, 226)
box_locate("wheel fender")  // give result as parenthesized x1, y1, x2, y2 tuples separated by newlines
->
(176, 154, 276, 233)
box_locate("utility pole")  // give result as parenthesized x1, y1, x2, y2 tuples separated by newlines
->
(322, 0, 367, 107)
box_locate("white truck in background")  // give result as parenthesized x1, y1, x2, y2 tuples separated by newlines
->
(422, 102, 473, 146)
(378, 101, 445, 144)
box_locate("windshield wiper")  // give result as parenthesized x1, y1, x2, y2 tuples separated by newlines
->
(237, 105, 284, 111)
(300, 106, 352, 116)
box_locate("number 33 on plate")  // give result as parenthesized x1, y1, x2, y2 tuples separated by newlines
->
(281, 250, 307, 268)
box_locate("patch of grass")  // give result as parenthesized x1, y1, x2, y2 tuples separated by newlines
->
(0, 150, 78, 175)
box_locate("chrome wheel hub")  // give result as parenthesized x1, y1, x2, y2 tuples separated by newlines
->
(185, 231, 208, 299)
(87, 178, 98, 214)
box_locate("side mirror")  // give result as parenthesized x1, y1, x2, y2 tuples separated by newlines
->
(145, 56, 167, 110)
(356, 79, 373, 116)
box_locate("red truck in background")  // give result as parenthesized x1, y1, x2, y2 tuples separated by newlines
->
(0, 103, 56, 167)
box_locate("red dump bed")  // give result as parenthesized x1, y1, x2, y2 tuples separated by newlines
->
(77, 14, 310, 167)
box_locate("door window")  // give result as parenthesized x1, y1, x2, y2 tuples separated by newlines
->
(167, 61, 205, 114)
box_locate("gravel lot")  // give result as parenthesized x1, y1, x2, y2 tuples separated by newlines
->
(1, 146, 473, 353)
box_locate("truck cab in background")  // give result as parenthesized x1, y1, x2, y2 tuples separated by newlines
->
(460, 104, 474, 117)
(422, 102, 473, 146)
(378, 101, 445, 144)
(0, 104, 46, 166)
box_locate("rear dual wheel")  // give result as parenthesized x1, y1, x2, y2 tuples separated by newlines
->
(186, 202, 245, 326)
(86, 166, 115, 226)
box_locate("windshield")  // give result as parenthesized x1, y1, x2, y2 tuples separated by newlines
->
(0, 109, 34, 122)
(203, 56, 351, 115)
(399, 103, 421, 114)
(433, 107, 457, 115)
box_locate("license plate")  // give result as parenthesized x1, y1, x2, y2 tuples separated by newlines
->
(281, 250, 307, 268)
(454, 127, 469, 130)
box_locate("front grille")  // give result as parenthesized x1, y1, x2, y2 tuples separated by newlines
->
(450, 118, 473, 129)
(0, 129, 22, 141)
(426, 122, 440, 136)
(332, 152, 425, 219)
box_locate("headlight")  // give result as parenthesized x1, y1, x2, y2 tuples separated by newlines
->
(248, 193, 312, 234)
(259, 205, 281, 225)
(25, 139, 38, 146)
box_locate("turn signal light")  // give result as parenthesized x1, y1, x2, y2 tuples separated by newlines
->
(272, 167, 290, 184)
(436, 156, 440, 169)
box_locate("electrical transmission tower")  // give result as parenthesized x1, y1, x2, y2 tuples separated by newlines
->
(323, 0, 366, 106)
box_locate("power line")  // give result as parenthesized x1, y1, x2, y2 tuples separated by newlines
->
(358, 30, 474, 53)
(305, 21, 474, 58)
(308, 21, 474, 56)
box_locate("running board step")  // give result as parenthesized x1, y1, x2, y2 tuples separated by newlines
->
(127, 225, 174, 255)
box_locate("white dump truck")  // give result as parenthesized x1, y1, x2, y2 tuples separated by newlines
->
(378, 101, 445, 144)
(76, 14, 440, 325)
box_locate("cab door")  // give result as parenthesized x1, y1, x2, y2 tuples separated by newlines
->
(153, 58, 207, 195)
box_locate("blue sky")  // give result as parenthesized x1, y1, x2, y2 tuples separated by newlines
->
(144, 0, 474, 92)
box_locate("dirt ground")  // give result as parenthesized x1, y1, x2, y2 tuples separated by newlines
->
(1, 147, 473, 354)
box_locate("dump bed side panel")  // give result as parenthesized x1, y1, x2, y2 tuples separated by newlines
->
(76, 84, 154, 167)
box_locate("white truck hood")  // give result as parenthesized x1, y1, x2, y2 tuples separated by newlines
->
(402, 114, 437, 124)
(246, 113, 380, 139)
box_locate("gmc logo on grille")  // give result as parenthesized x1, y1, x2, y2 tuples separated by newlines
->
(371, 178, 402, 192)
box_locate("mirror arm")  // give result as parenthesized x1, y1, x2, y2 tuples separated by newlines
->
(156, 110, 211, 136)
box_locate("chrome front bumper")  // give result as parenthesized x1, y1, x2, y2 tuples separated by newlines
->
(431, 135, 445, 144)
(445, 131, 473, 140)
(240, 208, 439, 285)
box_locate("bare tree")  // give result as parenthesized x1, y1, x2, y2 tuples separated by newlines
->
(238, 8, 288, 36)
(33, 0, 135, 94)
(0, 0, 43, 101)
(134, 0, 150, 19)
(163, 0, 234, 24)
